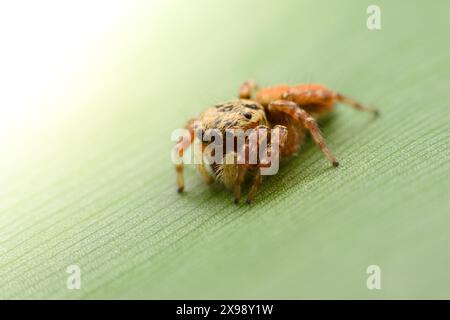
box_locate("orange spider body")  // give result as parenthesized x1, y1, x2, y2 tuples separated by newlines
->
(175, 80, 378, 204)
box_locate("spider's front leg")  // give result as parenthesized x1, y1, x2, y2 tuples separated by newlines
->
(238, 80, 258, 99)
(244, 125, 288, 205)
(231, 124, 266, 204)
(233, 165, 247, 204)
(268, 100, 339, 167)
(246, 170, 262, 205)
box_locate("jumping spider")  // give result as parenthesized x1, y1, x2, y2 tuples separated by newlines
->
(175, 80, 378, 204)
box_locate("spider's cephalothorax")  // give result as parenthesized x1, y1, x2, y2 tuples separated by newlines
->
(175, 81, 378, 204)
(201, 99, 269, 132)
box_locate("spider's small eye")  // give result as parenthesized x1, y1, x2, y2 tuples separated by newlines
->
(243, 112, 252, 120)
(246, 104, 259, 110)
(217, 105, 233, 112)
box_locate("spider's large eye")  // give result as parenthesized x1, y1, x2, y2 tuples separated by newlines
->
(243, 112, 252, 120)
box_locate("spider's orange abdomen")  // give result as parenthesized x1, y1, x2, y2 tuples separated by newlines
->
(255, 84, 332, 107)
(255, 85, 290, 106)
(291, 83, 327, 92)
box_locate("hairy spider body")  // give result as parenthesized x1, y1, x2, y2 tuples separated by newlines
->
(175, 81, 378, 204)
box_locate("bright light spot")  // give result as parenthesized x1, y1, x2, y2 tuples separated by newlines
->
(0, 1, 137, 140)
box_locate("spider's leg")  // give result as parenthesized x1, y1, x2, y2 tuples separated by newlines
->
(268, 100, 339, 167)
(175, 121, 195, 193)
(284, 84, 378, 116)
(239, 80, 258, 99)
(233, 165, 247, 204)
(265, 124, 288, 162)
(232, 129, 257, 204)
(335, 92, 379, 115)
(246, 169, 262, 205)
(244, 125, 287, 205)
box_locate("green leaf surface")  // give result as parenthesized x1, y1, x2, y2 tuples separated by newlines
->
(0, 0, 449, 299)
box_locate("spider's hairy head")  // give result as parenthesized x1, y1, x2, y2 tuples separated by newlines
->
(193, 100, 269, 185)
(199, 99, 269, 133)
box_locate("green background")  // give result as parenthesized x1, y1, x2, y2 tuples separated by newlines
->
(0, 0, 449, 299)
